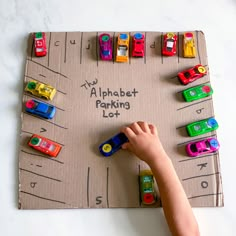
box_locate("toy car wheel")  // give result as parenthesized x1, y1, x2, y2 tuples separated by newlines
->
(167, 33, 174, 38)
(120, 34, 128, 40)
(27, 82, 37, 90)
(197, 66, 206, 74)
(202, 85, 211, 93)
(207, 118, 218, 128)
(143, 193, 155, 204)
(26, 100, 35, 108)
(30, 137, 40, 146)
(209, 139, 219, 148)
(185, 32, 193, 38)
(41, 96, 49, 100)
(134, 33, 143, 40)
(101, 35, 110, 42)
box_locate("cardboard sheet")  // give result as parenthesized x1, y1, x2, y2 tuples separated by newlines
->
(19, 31, 224, 209)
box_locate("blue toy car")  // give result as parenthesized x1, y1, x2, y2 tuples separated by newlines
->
(99, 133, 128, 157)
(25, 99, 56, 119)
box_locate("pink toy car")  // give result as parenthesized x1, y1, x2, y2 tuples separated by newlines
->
(99, 33, 112, 60)
(186, 137, 220, 157)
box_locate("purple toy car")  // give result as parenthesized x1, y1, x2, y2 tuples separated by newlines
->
(186, 137, 220, 157)
(99, 33, 112, 60)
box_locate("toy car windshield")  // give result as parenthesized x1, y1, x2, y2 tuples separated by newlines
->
(117, 46, 128, 56)
(166, 39, 174, 50)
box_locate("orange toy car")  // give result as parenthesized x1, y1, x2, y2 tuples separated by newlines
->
(28, 134, 62, 157)
(116, 33, 130, 62)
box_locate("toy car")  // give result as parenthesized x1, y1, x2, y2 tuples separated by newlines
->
(183, 32, 196, 58)
(28, 134, 62, 157)
(132, 33, 145, 57)
(25, 80, 56, 100)
(25, 99, 56, 119)
(99, 33, 112, 60)
(186, 137, 220, 157)
(139, 170, 156, 205)
(116, 33, 130, 62)
(186, 118, 219, 137)
(182, 84, 213, 102)
(162, 32, 177, 56)
(99, 133, 128, 157)
(34, 32, 47, 57)
(178, 64, 207, 85)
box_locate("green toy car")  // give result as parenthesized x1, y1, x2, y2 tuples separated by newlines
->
(182, 84, 213, 102)
(139, 170, 156, 205)
(186, 117, 219, 137)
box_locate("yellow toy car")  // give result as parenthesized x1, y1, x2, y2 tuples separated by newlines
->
(116, 33, 129, 62)
(139, 170, 156, 205)
(25, 80, 56, 100)
(183, 32, 196, 58)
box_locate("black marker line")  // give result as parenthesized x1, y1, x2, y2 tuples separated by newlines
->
(144, 32, 147, 64)
(20, 191, 66, 204)
(57, 90, 67, 95)
(39, 74, 46, 78)
(138, 164, 141, 206)
(112, 32, 116, 64)
(64, 32, 67, 63)
(36, 165, 42, 167)
(177, 98, 212, 111)
(188, 192, 223, 200)
(80, 32, 83, 64)
(176, 81, 211, 94)
(177, 134, 216, 146)
(179, 153, 218, 163)
(21, 130, 34, 135)
(96, 32, 99, 67)
(27, 59, 69, 79)
(177, 32, 180, 63)
(196, 31, 201, 64)
(169, 76, 178, 80)
(87, 167, 90, 207)
(31, 34, 34, 60)
(23, 112, 68, 130)
(161, 32, 163, 64)
(129, 32, 131, 65)
(176, 124, 187, 130)
(21, 150, 64, 164)
(20, 168, 62, 182)
(47, 32, 51, 67)
(23, 93, 65, 111)
(106, 167, 109, 208)
(24, 75, 67, 95)
(182, 172, 220, 181)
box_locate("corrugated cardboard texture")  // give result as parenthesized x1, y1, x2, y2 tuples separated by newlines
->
(19, 31, 224, 209)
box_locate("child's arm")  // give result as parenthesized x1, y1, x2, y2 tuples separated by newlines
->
(121, 121, 200, 236)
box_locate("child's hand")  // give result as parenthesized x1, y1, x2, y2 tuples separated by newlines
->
(121, 121, 167, 165)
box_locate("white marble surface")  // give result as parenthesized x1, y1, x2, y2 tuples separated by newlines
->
(0, 0, 236, 235)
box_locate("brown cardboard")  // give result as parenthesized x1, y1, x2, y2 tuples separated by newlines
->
(18, 31, 224, 209)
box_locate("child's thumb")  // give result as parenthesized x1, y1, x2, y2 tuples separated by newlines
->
(122, 142, 129, 150)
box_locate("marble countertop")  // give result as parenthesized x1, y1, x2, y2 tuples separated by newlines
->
(0, 0, 235, 235)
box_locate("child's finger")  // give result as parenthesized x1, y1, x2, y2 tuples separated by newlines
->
(121, 126, 135, 139)
(137, 121, 151, 133)
(121, 142, 129, 150)
(130, 122, 143, 134)
(149, 124, 158, 135)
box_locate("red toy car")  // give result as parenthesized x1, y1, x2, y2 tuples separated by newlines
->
(34, 32, 47, 57)
(132, 33, 145, 57)
(178, 64, 207, 85)
(162, 33, 177, 56)
(28, 134, 62, 157)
